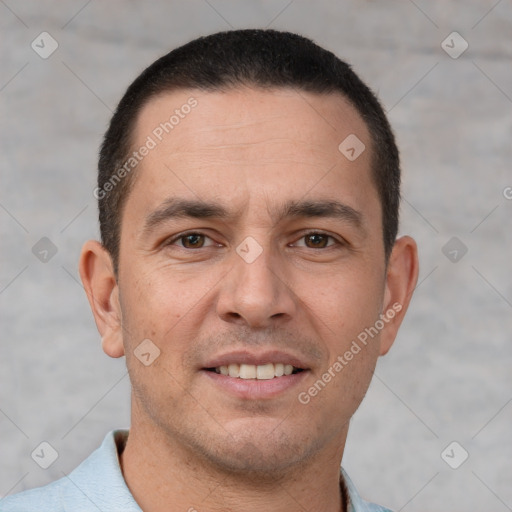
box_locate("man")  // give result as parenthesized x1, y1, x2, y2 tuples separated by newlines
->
(2, 29, 418, 511)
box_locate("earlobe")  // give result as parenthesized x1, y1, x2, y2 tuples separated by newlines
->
(79, 240, 125, 358)
(379, 236, 419, 355)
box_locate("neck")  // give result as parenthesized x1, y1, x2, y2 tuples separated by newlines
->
(120, 418, 347, 512)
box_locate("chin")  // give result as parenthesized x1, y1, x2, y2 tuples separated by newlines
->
(187, 421, 321, 479)
(206, 441, 306, 478)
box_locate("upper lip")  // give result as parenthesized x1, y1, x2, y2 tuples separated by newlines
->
(203, 350, 310, 370)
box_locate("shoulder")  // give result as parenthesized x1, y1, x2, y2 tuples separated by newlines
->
(360, 505, 394, 512)
(0, 430, 133, 512)
(0, 477, 67, 512)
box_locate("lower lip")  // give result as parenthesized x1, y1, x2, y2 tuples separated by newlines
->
(201, 369, 309, 400)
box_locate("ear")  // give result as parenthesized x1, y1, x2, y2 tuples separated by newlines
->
(79, 240, 125, 358)
(379, 236, 419, 356)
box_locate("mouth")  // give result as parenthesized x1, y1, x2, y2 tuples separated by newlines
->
(201, 350, 310, 399)
(205, 363, 305, 380)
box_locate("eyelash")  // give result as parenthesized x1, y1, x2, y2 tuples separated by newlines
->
(165, 230, 343, 249)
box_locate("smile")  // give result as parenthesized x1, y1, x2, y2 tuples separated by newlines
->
(209, 363, 304, 380)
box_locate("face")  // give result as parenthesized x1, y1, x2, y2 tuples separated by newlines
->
(84, 87, 414, 477)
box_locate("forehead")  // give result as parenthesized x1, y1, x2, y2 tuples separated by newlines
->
(125, 87, 377, 227)
(136, 87, 370, 158)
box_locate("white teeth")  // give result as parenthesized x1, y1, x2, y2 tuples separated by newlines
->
(213, 363, 301, 379)
(239, 364, 256, 379)
(256, 363, 275, 380)
(228, 363, 240, 378)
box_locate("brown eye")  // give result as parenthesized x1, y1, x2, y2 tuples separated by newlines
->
(180, 234, 206, 248)
(304, 233, 331, 248)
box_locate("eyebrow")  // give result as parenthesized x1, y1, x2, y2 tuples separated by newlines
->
(142, 197, 363, 235)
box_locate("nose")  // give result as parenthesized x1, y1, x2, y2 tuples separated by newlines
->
(216, 241, 297, 329)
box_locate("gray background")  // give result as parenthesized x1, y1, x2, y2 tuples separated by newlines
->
(1, 1, 511, 510)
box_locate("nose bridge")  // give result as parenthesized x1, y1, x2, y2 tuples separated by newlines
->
(217, 236, 296, 327)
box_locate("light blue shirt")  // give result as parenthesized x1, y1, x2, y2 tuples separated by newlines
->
(0, 430, 392, 512)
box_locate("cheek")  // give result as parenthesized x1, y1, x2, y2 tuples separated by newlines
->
(330, 345, 379, 413)
(301, 266, 384, 338)
(119, 263, 225, 366)
(124, 265, 203, 322)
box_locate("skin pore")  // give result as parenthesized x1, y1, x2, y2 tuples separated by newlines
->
(79, 87, 418, 512)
